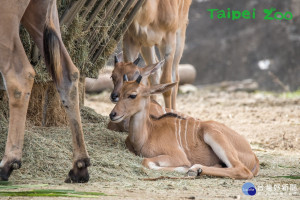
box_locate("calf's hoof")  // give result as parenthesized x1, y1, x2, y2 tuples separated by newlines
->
(65, 158, 91, 183)
(0, 160, 21, 181)
(187, 168, 202, 177)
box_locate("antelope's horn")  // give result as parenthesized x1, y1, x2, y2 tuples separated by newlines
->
(136, 75, 142, 84)
(123, 74, 128, 82)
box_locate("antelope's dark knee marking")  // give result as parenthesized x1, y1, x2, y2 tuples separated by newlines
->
(25, 92, 31, 99)
(27, 72, 35, 80)
(71, 119, 81, 148)
(71, 72, 79, 81)
(62, 100, 69, 109)
(11, 145, 19, 151)
(13, 90, 22, 99)
(70, 86, 77, 100)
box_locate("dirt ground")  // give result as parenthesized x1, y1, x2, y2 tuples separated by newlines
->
(1, 87, 299, 199)
(84, 87, 300, 199)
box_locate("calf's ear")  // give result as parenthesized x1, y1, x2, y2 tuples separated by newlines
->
(148, 82, 177, 95)
(140, 60, 165, 77)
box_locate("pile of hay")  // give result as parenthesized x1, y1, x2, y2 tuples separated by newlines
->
(1, 0, 144, 125)
(0, 91, 9, 137)
(0, 107, 181, 183)
(20, 0, 142, 82)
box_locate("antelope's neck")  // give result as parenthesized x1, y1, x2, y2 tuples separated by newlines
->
(128, 100, 151, 155)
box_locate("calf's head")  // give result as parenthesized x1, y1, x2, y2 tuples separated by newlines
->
(109, 75, 176, 123)
(110, 53, 164, 103)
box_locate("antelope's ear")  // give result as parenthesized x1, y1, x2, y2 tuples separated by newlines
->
(140, 60, 165, 77)
(114, 52, 123, 66)
(148, 82, 177, 95)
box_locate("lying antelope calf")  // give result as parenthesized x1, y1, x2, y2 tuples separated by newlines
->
(109, 76, 259, 179)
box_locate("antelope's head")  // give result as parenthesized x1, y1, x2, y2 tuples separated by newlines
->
(109, 75, 176, 123)
(110, 52, 164, 103)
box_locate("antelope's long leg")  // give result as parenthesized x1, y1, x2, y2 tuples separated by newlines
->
(159, 33, 176, 109)
(123, 33, 141, 62)
(142, 154, 191, 173)
(0, 0, 33, 181)
(188, 131, 254, 179)
(141, 46, 160, 101)
(141, 46, 159, 80)
(171, 27, 187, 109)
(22, 0, 90, 183)
(141, 46, 159, 66)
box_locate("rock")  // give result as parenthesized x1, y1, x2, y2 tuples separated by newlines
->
(85, 67, 114, 93)
(179, 64, 197, 85)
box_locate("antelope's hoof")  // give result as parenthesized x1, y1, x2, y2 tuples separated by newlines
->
(187, 168, 202, 177)
(0, 160, 21, 181)
(65, 158, 91, 183)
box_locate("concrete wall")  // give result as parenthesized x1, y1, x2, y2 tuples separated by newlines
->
(181, 0, 300, 91)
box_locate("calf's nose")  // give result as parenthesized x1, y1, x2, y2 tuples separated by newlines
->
(109, 111, 117, 120)
(110, 93, 119, 102)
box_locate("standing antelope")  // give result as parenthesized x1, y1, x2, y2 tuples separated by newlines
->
(123, 0, 192, 109)
(109, 75, 259, 179)
(0, 0, 90, 182)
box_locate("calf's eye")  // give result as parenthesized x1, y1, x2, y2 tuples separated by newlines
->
(128, 94, 137, 99)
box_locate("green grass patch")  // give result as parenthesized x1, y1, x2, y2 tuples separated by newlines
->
(278, 165, 297, 169)
(0, 183, 48, 190)
(279, 89, 300, 98)
(0, 183, 107, 198)
(0, 189, 107, 198)
(0, 181, 12, 186)
(272, 175, 300, 179)
(254, 89, 300, 99)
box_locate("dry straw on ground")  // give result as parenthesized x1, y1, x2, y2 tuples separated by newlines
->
(0, 91, 299, 199)
(0, 106, 181, 184)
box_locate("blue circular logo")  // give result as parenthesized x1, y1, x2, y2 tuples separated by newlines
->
(242, 182, 256, 196)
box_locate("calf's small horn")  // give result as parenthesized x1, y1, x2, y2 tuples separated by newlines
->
(136, 75, 142, 84)
(123, 74, 128, 82)
(133, 57, 140, 65)
(114, 55, 119, 64)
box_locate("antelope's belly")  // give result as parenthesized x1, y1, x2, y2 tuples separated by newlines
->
(129, 22, 164, 46)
